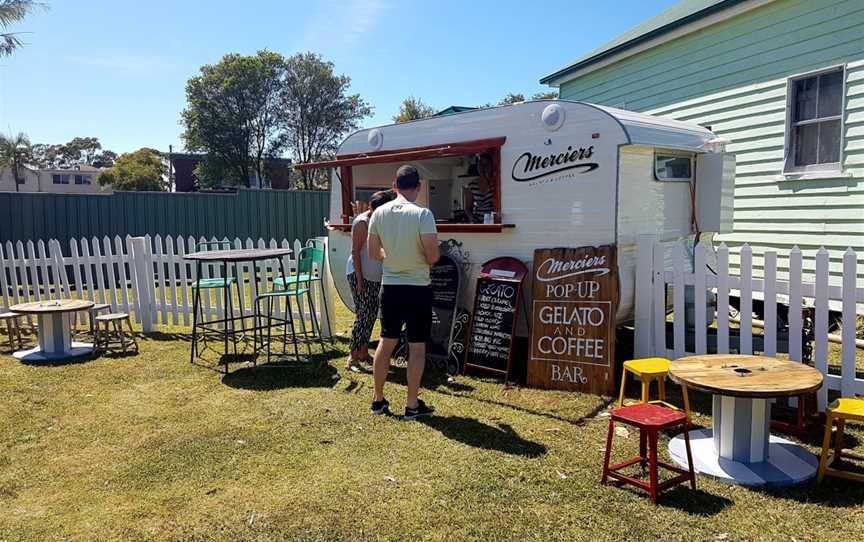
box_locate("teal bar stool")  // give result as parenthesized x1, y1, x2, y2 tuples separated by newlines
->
(272, 244, 332, 346)
(270, 246, 327, 351)
(189, 240, 243, 365)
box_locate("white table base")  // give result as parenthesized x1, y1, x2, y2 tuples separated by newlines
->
(668, 394, 817, 486)
(12, 313, 93, 361)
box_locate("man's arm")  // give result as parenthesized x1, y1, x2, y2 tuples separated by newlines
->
(367, 232, 385, 261)
(421, 233, 440, 265)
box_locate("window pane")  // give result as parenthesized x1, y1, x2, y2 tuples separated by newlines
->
(793, 124, 818, 166)
(83, 175, 91, 184)
(818, 70, 843, 117)
(793, 77, 817, 122)
(53, 174, 61, 184)
(817, 119, 840, 164)
(655, 154, 692, 180)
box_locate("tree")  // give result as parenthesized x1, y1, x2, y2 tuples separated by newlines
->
(280, 52, 372, 190)
(95, 148, 167, 191)
(393, 96, 435, 124)
(532, 91, 558, 100)
(31, 137, 117, 168)
(498, 93, 526, 105)
(0, 0, 43, 56)
(0, 132, 33, 192)
(182, 51, 287, 188)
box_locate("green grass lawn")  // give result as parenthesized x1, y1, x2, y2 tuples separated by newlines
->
(1, 303, 863, 541)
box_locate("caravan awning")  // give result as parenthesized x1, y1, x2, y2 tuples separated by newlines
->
(294, 136, 506, 170)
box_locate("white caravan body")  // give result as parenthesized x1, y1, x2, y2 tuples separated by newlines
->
(324, 100, 732, 326)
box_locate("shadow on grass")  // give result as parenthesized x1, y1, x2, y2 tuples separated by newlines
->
(753, 474, 864, 507)
(656, 487, 733, 516)
(221, 360, 338, 391)
(18, 353, 100, 368)
(419, 416, 547, 458)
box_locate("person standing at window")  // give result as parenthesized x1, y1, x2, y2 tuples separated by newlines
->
(464, 153, 495, 223)
(367, 165, 440, 419)
(346, 189, 396, 372)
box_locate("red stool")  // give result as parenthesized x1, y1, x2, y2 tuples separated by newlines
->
(601, 403, 695, 504)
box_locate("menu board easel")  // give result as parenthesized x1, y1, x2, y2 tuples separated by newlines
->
(463, 257, 528, 381)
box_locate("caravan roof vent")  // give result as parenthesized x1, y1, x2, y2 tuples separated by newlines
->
(368, 128, 383, 150)
(541, 103, 565, 132)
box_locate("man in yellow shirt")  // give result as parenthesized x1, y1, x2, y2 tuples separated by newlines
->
(367, 165, 440, 419)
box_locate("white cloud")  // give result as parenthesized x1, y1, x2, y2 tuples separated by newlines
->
(301, 0, 390, 52)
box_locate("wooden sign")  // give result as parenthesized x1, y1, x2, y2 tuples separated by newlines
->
(428, 254, 462, 363)
(464, 257, 528, 381)
(527, 245, 618, 394)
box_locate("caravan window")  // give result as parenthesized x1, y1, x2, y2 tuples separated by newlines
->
(654, 152, 693, 182)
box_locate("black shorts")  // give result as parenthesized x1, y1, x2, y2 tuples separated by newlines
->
(380, 285, 432, 344)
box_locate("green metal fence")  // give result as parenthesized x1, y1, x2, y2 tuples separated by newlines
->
(0, 189, 330, 244)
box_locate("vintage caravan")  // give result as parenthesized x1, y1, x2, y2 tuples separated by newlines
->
(302, 100, 734, 324)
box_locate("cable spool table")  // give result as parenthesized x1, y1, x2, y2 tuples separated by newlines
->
(667, 354, 823, 487)
(10, 299, 95, 361)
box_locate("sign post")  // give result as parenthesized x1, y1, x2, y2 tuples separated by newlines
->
(464, 257, 528, 381)
(527, 245, 618, 394)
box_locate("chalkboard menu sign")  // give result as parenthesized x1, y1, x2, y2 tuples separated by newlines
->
(428, 255, 461, 362)
(527, 245, 618, 394)
(464, 257, 528, 380)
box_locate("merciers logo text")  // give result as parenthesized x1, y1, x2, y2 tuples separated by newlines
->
(511, 144, 597, 185)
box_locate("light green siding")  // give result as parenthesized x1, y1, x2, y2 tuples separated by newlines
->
(558, 0, 864, 288)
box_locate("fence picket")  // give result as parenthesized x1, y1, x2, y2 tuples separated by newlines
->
(717, 244, 730, 355)
(154, 235, 168, 325)
(694, 243, 707, 355)
(165, 236, 179, 325)
(91, 237, 108, 306)
(652, 242, 666, 356)
(114, 236, 131, 316)
(52, 240, 71, 300)
(0, 243, 10, 309)
(69, 239, 84, 302)
(26, 241, 40, 301)
(672, 245, 685, 359)
(37, 240, 52, 299)
(739, 245, 753, 355)
(841, 249, 856, 398)
(176, 237, 190, 325)
(81, 239, 95, 302)
(814, 248, 829, 411)
(245, 238, 259, 317)
(788, 247, 803, 363)
(763, 251, 777, 357)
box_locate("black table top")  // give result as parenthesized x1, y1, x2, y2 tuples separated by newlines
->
(183, 248, 293, 262)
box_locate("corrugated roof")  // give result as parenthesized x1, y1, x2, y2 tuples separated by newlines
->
(540, 0, 744, 84)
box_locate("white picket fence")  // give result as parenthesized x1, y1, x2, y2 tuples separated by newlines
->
(635, 236, 864, 411)
(0, 235, 333, 336)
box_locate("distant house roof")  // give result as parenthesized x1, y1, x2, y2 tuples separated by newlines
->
(540, 0, 751, 85)
(435, 106, 478, 116)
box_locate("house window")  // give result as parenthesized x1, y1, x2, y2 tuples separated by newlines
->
(74, 174, 92, 185)
(785, 67, 844, 173)
(52, 174, 70, 184)
(654, 152, 693, 182)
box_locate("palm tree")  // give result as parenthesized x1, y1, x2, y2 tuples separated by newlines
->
(1, 1, 43, 56)
(0, 132, 33, 192)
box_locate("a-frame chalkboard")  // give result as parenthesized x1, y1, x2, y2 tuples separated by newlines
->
(463, 257, 528, 381)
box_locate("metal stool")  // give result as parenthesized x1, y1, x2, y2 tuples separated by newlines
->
(818, 397, 864, 483)
(602, 403, 695, 504)
(0, 311, 25, 352)
(94, 313, 138, 355)
(619, 357, 691, 419)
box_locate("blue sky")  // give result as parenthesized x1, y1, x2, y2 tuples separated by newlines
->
(0, 0, 677, 154)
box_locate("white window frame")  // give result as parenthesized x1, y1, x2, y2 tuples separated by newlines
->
(782, 64, 846, 178)
(52, 174, 70, 185)
(653, 150, 694, 182)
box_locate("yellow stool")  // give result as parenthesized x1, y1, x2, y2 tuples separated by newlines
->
(817, 397, 864, 483)
(618, 357, 691, 418)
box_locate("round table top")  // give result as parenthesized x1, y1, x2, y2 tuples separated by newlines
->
(11, 299, 95, 314)
(183, 248, 293, 262)
(669, 354, 823, 398)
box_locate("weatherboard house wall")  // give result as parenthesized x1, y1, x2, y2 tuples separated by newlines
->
(544, 0, 864, 290)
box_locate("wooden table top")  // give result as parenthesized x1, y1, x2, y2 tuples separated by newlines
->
(668, 354, 823, 398)
(183, 248, 293, 262)
(11, 299, 95, 314)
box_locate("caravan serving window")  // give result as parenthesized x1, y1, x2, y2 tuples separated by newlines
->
(784, 66, 844, 174)
(654, 152, 693, 182)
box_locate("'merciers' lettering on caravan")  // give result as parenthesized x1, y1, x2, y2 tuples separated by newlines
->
(512, 145, 597, 182)
(535, 254, 609, 283)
